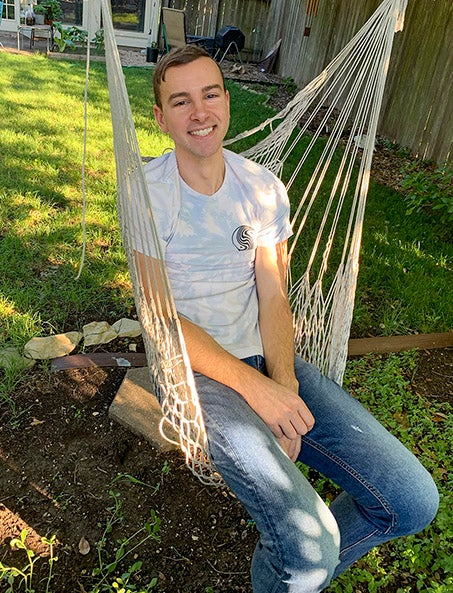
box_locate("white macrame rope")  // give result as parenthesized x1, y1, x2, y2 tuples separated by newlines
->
(100, 0, 220, 485)
(75, 39, 91, 281)
(225, 0, 407, 381)
(98, 0, 406, 483)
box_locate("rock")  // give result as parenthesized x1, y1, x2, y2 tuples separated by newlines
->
(82, 321, 117, 347)
(112, 318, 142, 338)
(0, 347, 35, 370)
(24, 332, 82, 360)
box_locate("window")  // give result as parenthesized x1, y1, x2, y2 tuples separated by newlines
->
(111, 0, 146, 33)
(3, 0, 16, 20)
(60, 0, 83, 26)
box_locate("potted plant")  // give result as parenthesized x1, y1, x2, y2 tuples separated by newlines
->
(34, 0, 62, 25)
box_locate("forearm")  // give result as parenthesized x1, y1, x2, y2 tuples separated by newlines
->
(179, 316, 269, 398)
(180, 315, 313, 441)
(259, 292, 298, 390)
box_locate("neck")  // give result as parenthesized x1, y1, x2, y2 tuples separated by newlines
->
(175, 150, 226, 196)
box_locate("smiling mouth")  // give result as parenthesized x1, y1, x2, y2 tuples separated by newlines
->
(189, 127, 214, 137)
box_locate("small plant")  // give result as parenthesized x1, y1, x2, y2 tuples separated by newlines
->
(91, 491, 161, 592)
(0, 530, 57, 593)
(282, 76, 298, 95)
(400, 161, 453, 230)
(52, 23, 88, 52)
(92, 28, 105, 52)
(34, 0, 62, 22)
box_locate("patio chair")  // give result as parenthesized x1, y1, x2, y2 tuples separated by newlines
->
(256, 39, 282, 73)
(161, 7, 215, 55)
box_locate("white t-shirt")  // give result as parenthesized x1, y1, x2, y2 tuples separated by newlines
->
(133, 149, 292, 359)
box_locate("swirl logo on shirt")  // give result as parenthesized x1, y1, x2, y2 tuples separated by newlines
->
(232, 226, 256, 251)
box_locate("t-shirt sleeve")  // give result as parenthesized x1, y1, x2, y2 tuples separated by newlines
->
(256, 177, 293, 246)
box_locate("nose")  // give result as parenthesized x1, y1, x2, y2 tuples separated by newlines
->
(190, 98, 208, 121)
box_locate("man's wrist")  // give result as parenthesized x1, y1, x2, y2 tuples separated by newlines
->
(268, 370, 299, 393)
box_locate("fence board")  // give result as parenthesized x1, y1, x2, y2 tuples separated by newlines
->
(165, 0, 270, 60)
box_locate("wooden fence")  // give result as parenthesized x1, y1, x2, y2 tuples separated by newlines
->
(162, 0, 452, 164)
(265, 0, 452, 164)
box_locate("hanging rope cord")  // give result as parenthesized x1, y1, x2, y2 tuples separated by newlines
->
(100, 0, 217, 484)
(98, 0, 407, 484)
(225, 0, 407, 381)
(75, 41, 91, 280)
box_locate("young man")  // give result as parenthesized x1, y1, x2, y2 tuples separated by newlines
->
(134, 46, 438, 592)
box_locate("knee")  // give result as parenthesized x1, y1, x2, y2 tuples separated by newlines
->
(252, 527, 340, 593)
(393, 469, 439, 536)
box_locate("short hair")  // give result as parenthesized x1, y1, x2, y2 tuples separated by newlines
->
(153, 45, 226, 109)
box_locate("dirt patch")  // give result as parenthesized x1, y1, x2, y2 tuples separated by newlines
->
(0, 350, 256, 592)
(0, 345, 451, 592)
(411, 348, 453, 404)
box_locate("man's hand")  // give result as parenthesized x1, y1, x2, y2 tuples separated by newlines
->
(245, 374, 315, 442)
(278, 434, 302, 462)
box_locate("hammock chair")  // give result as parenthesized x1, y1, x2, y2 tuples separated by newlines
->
(99, 0, 408, 485)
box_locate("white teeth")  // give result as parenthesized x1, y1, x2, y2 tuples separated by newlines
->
(190, 127, 213, 137)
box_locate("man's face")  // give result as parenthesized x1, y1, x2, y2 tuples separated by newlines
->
(153, 57, 230, 162)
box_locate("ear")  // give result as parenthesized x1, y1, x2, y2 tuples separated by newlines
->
(225, 89, 231, 115)
(153, 104, 168, 133)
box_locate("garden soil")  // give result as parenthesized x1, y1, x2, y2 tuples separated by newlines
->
(0, 344, 451, 593)
(1, 48, 452, 593)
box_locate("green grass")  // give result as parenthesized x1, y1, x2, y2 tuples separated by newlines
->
(355, 179, 452, 335)
(0, 51, 452, 593)
(0, 55, 164, 346)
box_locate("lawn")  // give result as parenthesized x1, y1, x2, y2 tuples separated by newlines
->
(0, 51, 452, 593)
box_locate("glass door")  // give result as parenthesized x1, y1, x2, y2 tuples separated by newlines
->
(60, 0, 83, 26)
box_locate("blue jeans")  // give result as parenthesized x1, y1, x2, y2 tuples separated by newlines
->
(194, 355, 439, 593)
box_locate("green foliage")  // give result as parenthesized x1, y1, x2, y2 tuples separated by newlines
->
(34, 0, 62, 21)
(0, 531, 57, 593)
(282, 76, 298, 95)
(51, 24, 103, 53)
(91, 491, 161, 593)
(323, 351, 453, 592)
(400, 161, 453, 233)
(93, 28, 105, 51)
(0, 491, 161, 593)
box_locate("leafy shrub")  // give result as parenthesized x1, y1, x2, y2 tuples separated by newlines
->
(400, 161, 453, 233)
(52, 25, 104, 53)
